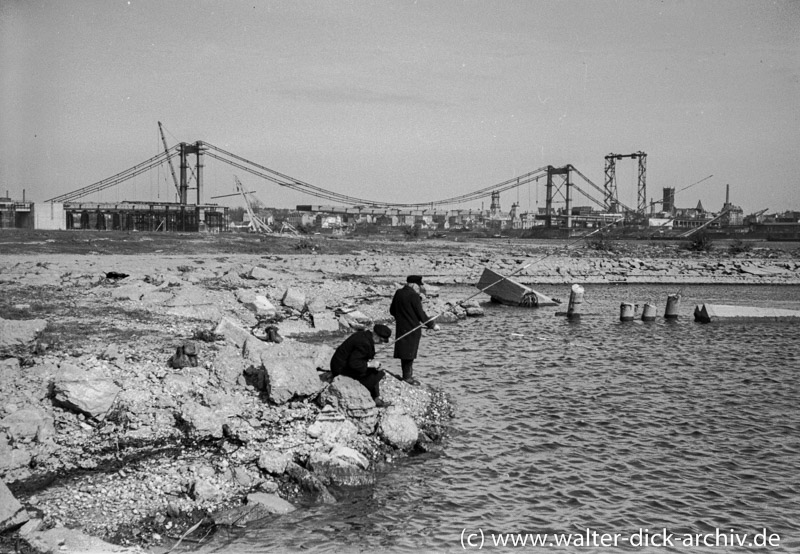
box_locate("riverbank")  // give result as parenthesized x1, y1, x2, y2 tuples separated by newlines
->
(1, 231, 798, 553)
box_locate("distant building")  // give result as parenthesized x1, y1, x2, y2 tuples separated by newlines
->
(317, 214, 342, 229)
(720, 184, 744, 226)
(721, 203, 744, 226)
(662, 187, 676, 214)
(571, 206, 593, 216)
(774, 211, 800, 223)
(0, 196, 36, 229)
(284, 212, 315, 228)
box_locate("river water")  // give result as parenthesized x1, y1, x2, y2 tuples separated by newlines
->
(191, 284, 800, 553)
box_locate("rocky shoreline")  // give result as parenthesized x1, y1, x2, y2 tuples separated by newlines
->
(1, 236, 798, 553)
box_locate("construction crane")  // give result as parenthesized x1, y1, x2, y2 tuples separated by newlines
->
(569, 165, 635, 213)
(158, 122, 180, 198)
(604, 151, 647, 213)
(745, 208, 768, 225)
(234, 176, 273, 233)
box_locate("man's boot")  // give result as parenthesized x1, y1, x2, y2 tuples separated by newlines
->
(402, 362, 420, 386)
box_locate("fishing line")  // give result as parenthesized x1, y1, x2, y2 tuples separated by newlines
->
(378, 215, 625, 352)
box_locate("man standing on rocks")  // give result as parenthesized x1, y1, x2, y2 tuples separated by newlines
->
(330, 324, 393, 408)
(390, 275, 440, 386)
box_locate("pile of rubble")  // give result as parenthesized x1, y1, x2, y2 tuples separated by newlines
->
(0, 259, 469, 553)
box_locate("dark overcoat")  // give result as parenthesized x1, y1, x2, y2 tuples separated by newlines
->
(390, 285, 434, 360)
(330, 330, 375, 378)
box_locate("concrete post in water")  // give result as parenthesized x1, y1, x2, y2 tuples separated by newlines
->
(620, 302, 635, 322)
(641, 303, 656, 322)
(665, 294, 681, 319)
(566, 284, 584, 320)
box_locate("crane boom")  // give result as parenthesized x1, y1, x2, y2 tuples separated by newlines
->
(158, 121, 181, 196)
(677, 174, 713, 194)
(235, 176, 273, 233)
(678, 208, 730, 238)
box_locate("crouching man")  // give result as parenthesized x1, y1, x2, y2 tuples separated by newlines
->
(330, 324, 393, 408)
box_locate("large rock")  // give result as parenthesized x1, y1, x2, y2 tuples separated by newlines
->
(0, 480, 29, 532)
(378, 411, 419, 450)
(257, 450, 291, 475)
(318, 376, 378, 434)
(178, 401, 228, 439)
(242, 335, 270, 365)
(255, 341, 330, 404)
(254, 341, 334, 371)
(247, 266, 281, 281)
(51, 369, 121, 420)
(284, 462, 336, 504)
(246, 492, 296, 514)
(380, 375, 435, 421)
(214, 317, 253, 348)
(309, 344, 336, 370)
(281, 287, 307, 311)
(307, 445, 374, 487)
(0, 408, 55, 443)
(0, 317, 47, 348)
(262, 357, 324, 405)
(212, 344, 248, 385)
(237, 291, 278, 318)
(306, 407, 359, 446)
(0, 440, 32, 476)
(190, 479, 225, 502)
(338, 310, 372, 330)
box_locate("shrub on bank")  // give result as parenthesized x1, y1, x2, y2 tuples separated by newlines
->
(728, 238, 752, 255)
(684, 232, 714, 252)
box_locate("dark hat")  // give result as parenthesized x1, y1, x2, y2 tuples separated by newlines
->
(406, 275, 424, 286)
(373, 324, 392, 342)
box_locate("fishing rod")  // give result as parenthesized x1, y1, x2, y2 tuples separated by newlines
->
(379, 215, 626, 351)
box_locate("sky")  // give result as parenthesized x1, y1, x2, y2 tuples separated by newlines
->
(1, 0, 798, 214)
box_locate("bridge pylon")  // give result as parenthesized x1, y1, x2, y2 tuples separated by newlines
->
(179, 141, 205, 205)
(545, 165, 572, 228)
(603, 151, 647, 216)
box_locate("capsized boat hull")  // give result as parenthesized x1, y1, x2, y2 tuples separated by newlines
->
(476, 267, 560, 307)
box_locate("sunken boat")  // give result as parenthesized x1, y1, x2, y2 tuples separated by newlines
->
(476, 267, 561, 307)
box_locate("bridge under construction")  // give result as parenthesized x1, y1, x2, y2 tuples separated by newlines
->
(37, 124, 658, 232)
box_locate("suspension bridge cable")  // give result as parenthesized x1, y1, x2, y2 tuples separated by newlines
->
(203, 140, 551, 208)
(45, 149, 178, 202)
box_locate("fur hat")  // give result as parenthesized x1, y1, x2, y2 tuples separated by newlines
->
(406, 275, 424, 286)
(373, 324, 392, 342)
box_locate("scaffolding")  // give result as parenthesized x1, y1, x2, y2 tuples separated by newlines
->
(62, 202, 228, 233)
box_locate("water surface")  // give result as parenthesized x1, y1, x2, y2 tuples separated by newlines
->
(193, 284, 800, 553)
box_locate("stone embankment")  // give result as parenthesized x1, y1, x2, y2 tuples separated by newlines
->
(274, 246, 800, 286)
(0, 252, 465, 554)
(0, 240, 797, 552)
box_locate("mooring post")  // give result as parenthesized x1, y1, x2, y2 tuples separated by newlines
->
(665, 294, 681, 319)
(620, 302, 635, 322)
(567, 284, 584, 320)
(641, 302, 656, 321)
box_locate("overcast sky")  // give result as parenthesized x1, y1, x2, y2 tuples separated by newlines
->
(2, 0, 798, 214)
